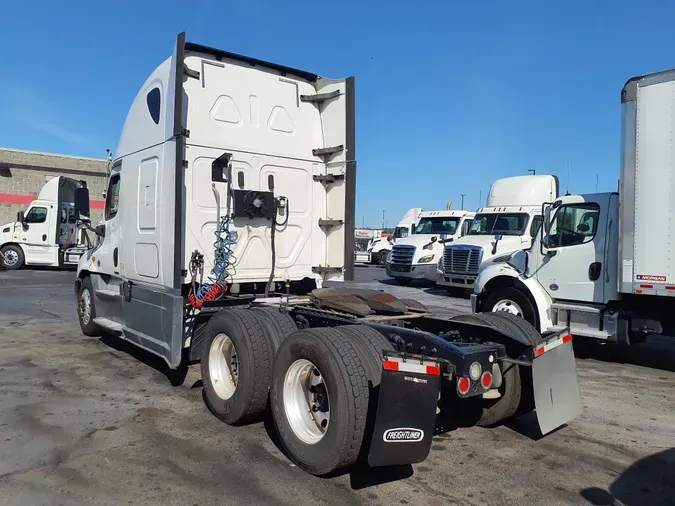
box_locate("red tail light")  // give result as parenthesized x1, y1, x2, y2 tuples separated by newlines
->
(457, 377, 471, 395)
(481, 371, 493, 389)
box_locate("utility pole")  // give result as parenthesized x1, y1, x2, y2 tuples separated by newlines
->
(381, 210, 385, 230)
(460, 193, 466, 210)
(479, 190, 482, 208)
(596, 173, 599, 192)
(528, 169, 536, 175)
(362, 215, 365, 228)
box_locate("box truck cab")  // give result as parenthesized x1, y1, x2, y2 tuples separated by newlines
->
(473, 69, 675, 343)
(436, 175, 557, 296)
(386, 209, 475, 285)
(0, 176, 90, 270)
(367, 207, 422, 265)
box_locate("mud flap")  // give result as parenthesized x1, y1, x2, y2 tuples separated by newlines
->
(532, 340, 582, 435)
(367, 361, 441, 467)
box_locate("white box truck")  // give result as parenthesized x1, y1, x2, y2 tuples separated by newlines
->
(367, 207, 422, 265)
(386, 209, 476, 285)
(71, 33, 581, 477)
(436, 175, 557, 296)
(0, 176, 91, 269)
(473, 69, 675, 344)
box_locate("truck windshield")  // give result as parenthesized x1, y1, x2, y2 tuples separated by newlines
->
(468, 213, 529, 236)
(414, 217, 460, 235)
(392, 226, 409, 239)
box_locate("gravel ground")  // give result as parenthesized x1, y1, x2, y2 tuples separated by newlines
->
(0, 266, 673, 505)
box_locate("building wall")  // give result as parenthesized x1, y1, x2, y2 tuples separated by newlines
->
(0, 148, 108, 224)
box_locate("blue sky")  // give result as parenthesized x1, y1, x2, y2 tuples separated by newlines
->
(2, 1, 675, 228)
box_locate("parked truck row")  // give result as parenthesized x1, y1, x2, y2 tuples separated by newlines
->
(65, 33, 581, 477)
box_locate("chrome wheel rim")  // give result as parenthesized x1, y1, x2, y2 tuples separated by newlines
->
(492, 299, 523, 317)
(283, 359, 330, 445)
(209, 334, 238, 400)
(79, 288, 92, 325)
(3, 250, 19, 266)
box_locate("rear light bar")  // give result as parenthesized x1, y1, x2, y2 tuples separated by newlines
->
(534, 332, 573, 358)
(383, 357, 441, 376)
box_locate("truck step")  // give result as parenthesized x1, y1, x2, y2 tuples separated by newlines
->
(547, 324, 612, 340)
(551, 302, 603, 314)
(93, 317, 124, 333)
(96, 289, 122, 300)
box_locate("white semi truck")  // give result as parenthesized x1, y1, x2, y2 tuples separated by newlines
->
(367, 207, 422, 265)
(436, 175, 557, 296)
(0, 176, 91, 269)
(71, 33, 581, 477)
(386, 209, 476, 285)
(473, 69, 675, 345)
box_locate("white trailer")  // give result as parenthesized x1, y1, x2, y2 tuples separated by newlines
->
(0, 176, 91, 269)
(386, 209, 475, 284)
(71, 33, 581, 477)
(473, 69, 675, 344)
(436, 175, 557, 296)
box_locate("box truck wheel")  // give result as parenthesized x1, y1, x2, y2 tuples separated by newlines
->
(377, 251, 388, 265)
(483, 287, 537, 329)
(270, 327, 370, 476)
(1, 245, 24, 270)
(201, 309, 275, 425)
(77, 277, 101, 337)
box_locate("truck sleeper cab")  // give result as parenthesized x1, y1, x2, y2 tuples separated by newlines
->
(437, 175, 557, 296)
(386, 210, 475, 285)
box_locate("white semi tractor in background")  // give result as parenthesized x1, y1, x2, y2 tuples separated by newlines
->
(70, 32, 581, 478)
(436, 175, 558, 296)
(0, 176, 91, 270)
(473, 69, 675, 345)
(367, 207, 422, 265)
(386, 208, 476, 285)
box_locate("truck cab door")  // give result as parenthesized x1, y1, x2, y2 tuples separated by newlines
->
(90, 169, 124, 322)
(535, 196, 607, 303)
(20, 204, 55, 264)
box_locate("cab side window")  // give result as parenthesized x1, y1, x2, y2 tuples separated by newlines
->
(105, 173, 121, 220)
(548, 204, 599, 247)
(25, 206, 48, 223)
(530, 215, 543, 238)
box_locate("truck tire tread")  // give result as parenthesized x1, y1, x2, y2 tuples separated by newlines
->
(201, 308, 275, 425)
(270, 327, 370, 475)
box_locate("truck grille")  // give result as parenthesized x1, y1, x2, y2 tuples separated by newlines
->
(391, 245, 415, 265)
(443, 246, 482, 274)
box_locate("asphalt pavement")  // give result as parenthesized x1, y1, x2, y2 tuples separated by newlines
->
(0, 266, 673, 505)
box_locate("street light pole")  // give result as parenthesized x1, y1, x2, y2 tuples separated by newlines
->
(460, 193, 466, 210)
(528, 169, 536, 175)
(381, 209, 385, 230)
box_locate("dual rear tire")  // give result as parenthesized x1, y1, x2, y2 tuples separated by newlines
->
(200, 309, 393, 476)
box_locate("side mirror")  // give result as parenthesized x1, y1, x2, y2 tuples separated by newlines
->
(95, 224, 106, 237)
(74, 187, 91, 219)
(543, 206, 552, 234)
(507, 250, 527, 274)
(439, 233, 447, 240)
(16, 211, 25, 224)
(387, 236, 393, 243)
(494, 233, 503, 241)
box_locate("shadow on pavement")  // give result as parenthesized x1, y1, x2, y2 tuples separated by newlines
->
(263, 411, 414, 488)
(99, 332, 190, 386)
(580, 448, 675, 506)
(575, 335, 675, 373)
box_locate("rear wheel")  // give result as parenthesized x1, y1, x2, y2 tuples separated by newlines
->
(1, 245, 24, 270)
(251, 306, 297, 349)
(450, 313, 526, 426)
(270, 327, 370, 476)
(483, 287, 538, 330)
(201, 309, 276, 425)
(394, 277, 412, 286)
(377, 250, 388, 265)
